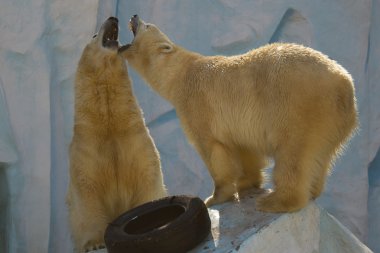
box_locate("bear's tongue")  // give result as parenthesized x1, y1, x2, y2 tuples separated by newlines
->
(102, 21, 119, 48)
(104, 30, 118, 42)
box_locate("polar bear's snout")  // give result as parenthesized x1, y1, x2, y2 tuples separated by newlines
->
(118, 15, 142, 54)
(129, 14, 140, 37)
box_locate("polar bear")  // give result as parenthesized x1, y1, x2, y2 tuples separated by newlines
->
(119, 15, 358, 213)
(67, 17, 167, 252)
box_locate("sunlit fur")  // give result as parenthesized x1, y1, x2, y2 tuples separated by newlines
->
(121, 19, 358, 213)
(67, 20, 167, 252)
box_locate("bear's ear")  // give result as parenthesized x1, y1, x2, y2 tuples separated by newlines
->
(158, 42, 173, 53)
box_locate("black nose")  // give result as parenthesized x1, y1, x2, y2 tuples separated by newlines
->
(108, 16, 118, 23)
(132, 14, 138, 19)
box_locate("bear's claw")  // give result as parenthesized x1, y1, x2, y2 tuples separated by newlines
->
(84, 244, 106, 252)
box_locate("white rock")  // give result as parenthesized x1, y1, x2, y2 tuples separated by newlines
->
(0, 0, 379, 252)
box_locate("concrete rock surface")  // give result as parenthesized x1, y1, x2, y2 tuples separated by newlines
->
(0, 0, 379, 252)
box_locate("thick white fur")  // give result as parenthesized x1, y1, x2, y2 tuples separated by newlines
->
(121, 19, 358, 213)
(67, 20, 167, 252)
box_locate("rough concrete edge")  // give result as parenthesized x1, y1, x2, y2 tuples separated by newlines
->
(236, 203, 320, 253)
(319, 207, 373, 253)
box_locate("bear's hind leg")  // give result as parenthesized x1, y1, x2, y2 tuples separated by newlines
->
(204, 142, 242, 207)
(256, 142, 314, 213)
(310, 158, 331, 199)
(237, 149, 267, 194)
(310, 139, 343, 199)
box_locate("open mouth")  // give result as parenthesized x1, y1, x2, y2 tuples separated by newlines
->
(118, 15, 139, 53)
(129, 14, 139, 37)
(102, 17, 119, 49)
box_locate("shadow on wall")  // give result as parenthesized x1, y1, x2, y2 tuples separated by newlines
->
(0, 78, 18, 164)
(0, 77, 18, 253)
(368, 147, 380, 253)
(211, 7, 313, 55)
(0, 165, 9, 253)
(269, 8, 312, 46)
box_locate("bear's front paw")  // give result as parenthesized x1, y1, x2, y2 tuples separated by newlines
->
(204, 193, 237, 207)
(256, 191, 308, 213)
(204, 195, 218, 207)
(84, 243, 106, 252)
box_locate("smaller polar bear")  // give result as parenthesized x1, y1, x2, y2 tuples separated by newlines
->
(119, 15, 358, 213)
(67, 17, 167, 252)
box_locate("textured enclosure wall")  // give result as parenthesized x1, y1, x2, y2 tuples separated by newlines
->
(0, 0, 379, 252)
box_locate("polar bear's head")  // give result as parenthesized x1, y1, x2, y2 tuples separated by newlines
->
(96, 17, 120, 49)
(78, 17, 123, 72)
(86, 16, 119, 52)
(119, 15, 175, 75)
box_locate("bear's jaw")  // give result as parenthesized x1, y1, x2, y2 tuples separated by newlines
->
(118, 44, 131, 54)
(101, 17, 119, 49)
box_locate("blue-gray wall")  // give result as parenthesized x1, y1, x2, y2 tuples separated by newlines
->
(0, 1, 379, 252)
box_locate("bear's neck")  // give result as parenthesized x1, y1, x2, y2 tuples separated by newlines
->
(144, 48, 203, 103)
(73, 70, 141, 135)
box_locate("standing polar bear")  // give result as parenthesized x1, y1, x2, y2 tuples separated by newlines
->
(120, 15, 358, 213)
(67, 17, 167, 252)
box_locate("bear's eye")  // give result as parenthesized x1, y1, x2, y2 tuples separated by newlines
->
(146, 24, 151, 29)
(92, 34, 97, 38)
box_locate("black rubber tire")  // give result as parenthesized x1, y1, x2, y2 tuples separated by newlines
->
(104, 195, 211, 253)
